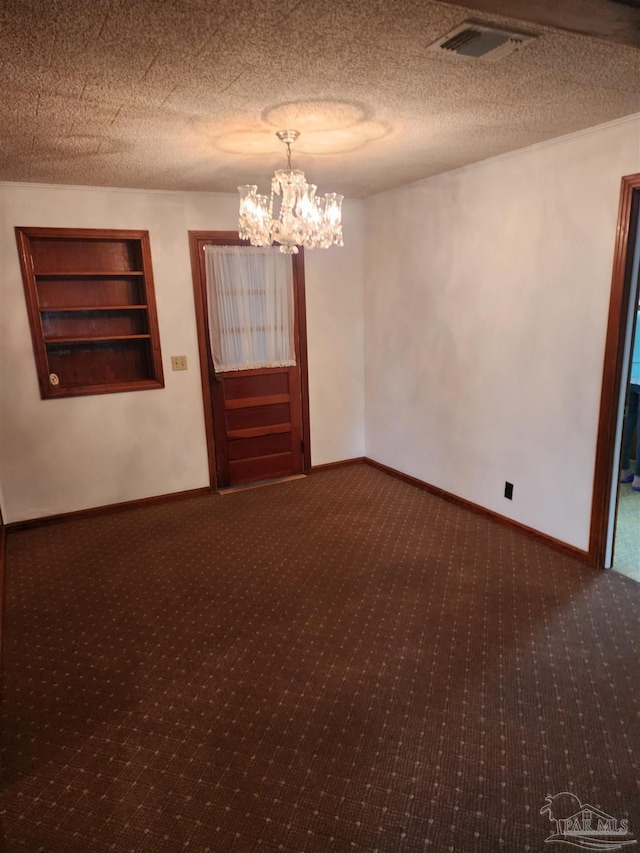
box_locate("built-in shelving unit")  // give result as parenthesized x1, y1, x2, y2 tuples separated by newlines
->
(15, 227, 165, 399)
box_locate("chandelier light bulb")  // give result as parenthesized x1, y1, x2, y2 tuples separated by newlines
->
(238, 130, 344, 254)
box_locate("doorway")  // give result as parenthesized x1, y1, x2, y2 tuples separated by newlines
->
(611, 256, 640, 578)
(189, 231, 311, 490)
(591, 173, 640, 569)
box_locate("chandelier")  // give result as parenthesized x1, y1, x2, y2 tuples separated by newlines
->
(238, 130, 344, 254)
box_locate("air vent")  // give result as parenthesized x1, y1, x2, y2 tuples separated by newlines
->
(428, 21, 537, 60)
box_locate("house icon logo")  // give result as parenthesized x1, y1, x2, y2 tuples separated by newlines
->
(541, 792, 637, 850)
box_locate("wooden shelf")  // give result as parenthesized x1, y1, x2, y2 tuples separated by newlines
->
(45, 334, 152, 344)
(16, 227, 164, 399)
(35, 270, 145, 277)
(39, 305, 148, 312)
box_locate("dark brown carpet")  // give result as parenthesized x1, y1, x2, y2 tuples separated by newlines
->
(1, 465, 639, 852)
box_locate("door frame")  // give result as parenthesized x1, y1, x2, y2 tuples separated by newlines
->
(188, 231, 312, 489)
(590, 173, 640, 566)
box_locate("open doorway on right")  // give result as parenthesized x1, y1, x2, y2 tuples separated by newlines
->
(597, 174, 640, 580)
(613, 489, 640, 580)
(612, 298, 640, 582)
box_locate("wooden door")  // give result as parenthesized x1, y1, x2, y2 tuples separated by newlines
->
(189, 232, 310, 489)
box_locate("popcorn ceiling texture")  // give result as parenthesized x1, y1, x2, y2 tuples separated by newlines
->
(0, 0, 638, 197)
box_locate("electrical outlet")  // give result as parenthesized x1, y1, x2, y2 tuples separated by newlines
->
(171, 355, 188, 371)
(504, 482, 513, 500)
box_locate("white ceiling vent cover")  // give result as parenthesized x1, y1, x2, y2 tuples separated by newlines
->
(428, 21, 537, 60)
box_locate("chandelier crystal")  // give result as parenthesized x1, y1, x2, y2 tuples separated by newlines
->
(238, 129, 344, 254)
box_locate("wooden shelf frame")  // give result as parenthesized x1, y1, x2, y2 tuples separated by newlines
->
(39, 305, 149, 312)
(45, 334, 152, 344)
(15, 227, 165, 399)
(34, 270, 146, 277)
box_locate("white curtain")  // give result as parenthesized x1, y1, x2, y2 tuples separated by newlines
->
(204, 245, 296, 372)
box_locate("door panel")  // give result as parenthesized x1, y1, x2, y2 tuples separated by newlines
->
(229, 452, 295, 484)
(189, 232, 310, 490)
(227, 431, 293, 461)
(225, 400, 291, 431)
(223, 372, 290, 398)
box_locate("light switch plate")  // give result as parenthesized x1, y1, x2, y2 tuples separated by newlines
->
(171, 355, 188, 371)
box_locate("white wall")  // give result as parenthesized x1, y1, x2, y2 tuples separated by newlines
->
(0, 184, 364, 522)
(364, 116, 640, 551)
(306, 202, 365, 466)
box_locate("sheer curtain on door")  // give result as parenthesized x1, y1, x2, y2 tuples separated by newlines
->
(204, 245, 296, 372)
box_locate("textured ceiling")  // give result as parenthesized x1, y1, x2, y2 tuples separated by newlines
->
(1, 0, 639, 198)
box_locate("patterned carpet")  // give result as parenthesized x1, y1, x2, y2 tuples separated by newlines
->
(1, 464, 639, 852)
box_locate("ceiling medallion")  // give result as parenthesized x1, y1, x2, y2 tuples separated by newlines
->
(238, 129, 344, 254)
